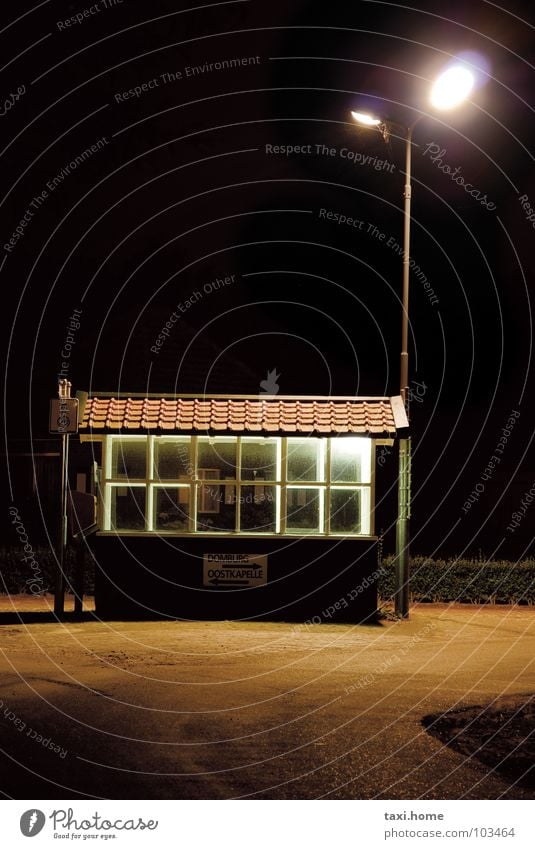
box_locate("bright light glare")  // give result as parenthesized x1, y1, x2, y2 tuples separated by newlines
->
(333, 437, 366, 457)
(430, 66, 474, 110)
(351, 111, 381, 126)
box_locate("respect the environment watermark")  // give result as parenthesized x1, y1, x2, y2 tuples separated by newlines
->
(114, 56, 261, 102)
(318, 208, 439, 306)
(4, 137, 109, 254)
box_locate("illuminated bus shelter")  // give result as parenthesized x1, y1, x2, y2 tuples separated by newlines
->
(79, 394, 408, 621)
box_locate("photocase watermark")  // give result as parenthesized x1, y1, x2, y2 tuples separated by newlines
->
(114, 56, 261, 102)
(57, 308, 82, 384)
(422, 142, 496, 211)
(0, 699, 68, 759)
(291, 566, 386, 634)
(461, 409, 520, 515)
(259, 369, 280, 395)
(21, 806, 160, 837)
(150, 273, 235, 355)
(56, 0, 125, 31)
(377, 380, 428, 467)
(8, 506, 48, 594)
(20, 810, 46, 837)
(344, 620, 438, 694)
(265, 142, 395, 173)
(4, 137, 109, 254)
(506, 480, 535, 533)
(0, 83, 26, 118)
(50, 808, 158, 834)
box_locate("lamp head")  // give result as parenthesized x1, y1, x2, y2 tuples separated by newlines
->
(350, 111, 382, 127)
(430, 65, 474, 110)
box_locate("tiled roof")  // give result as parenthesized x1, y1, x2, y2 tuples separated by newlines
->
(79, 395, 408, 437)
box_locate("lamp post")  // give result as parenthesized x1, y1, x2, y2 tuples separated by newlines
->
(351, 63, 475, 617)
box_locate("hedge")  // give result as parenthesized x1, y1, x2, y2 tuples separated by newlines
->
(379, 555, 535, 605)
(0, 545, 94, 595)
(2, 546, 535, 606)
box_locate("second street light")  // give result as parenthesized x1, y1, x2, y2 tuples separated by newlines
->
(351, 61, 476, 618)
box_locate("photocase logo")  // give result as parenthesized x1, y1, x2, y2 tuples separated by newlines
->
(20, 810, 46, 837)
(259, 369, 280, 395)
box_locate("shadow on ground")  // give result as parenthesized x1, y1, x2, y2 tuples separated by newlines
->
(423, 695, 535, 790)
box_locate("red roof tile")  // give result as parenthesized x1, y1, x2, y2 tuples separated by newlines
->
(79, 395, 407, 437)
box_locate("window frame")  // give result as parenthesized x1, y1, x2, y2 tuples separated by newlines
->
(98, 434, 375, 537)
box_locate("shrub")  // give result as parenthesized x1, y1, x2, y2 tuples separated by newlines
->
(379, 555, 535, 605)
(0, 545, 94, 595)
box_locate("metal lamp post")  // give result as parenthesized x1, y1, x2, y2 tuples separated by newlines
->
(49, 379, 79, 617)
(396, 118, 419, 619)
(351, 62, 476, 617)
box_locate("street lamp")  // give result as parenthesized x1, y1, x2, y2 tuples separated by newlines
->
(351, 63, 474, 617)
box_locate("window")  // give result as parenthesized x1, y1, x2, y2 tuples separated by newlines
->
(153, 486, 190, 531)
(287, 439, 324, 482)
(286, 487, 323, 533)
(330, 488, 362, 534)
(101, 435, 373, 536)
(240, 486, 278, 533)
(198, 469, 221, 513)
(198, 437, 237, 478)
(109, 486, 146, 531)
(241, 438, 279, 480)
(111, 439, 146, 480)
(154, 437, 191, 481)
(331, 437, 371, 483)
(196, 483, 236, 532)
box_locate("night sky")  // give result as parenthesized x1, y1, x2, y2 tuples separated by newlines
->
(2, 0, 534, 558)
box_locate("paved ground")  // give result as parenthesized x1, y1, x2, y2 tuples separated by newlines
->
(0, 596, 534, 799)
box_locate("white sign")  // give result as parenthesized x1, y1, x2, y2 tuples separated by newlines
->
(203, 554, 268, 587)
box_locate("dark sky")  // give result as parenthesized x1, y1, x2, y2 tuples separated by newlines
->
(1, 0, 534, 557)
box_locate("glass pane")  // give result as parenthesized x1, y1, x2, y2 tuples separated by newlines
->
(240, 486, 277, 532)
(330, 488, 361, 534)
(331, 437, 370, 483)
(287, 440, 323, 481)
(198, 438, 237, 479)
(110, 486, 146, 531)
(196, 484, 236, 532)
(154, 438, 191, 481)
(155, 487, 190, 531)
(241, 438, 278, 480)
(286, 487, 321, 532)
(111, 440, 146, 480)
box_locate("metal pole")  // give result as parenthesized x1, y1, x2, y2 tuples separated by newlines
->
(54, 432, 69, 617)
(54, 379, 73, 617)
(399, 124, 413, 406)
(394, 124, 414, 619)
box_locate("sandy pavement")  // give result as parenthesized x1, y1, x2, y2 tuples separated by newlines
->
(0, 597, 533, 799)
